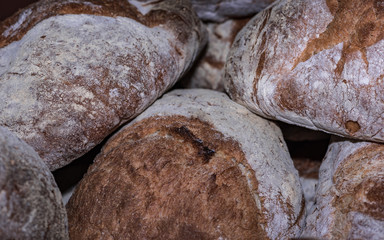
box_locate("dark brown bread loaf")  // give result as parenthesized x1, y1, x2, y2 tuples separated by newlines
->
(67, 89, 305, 239)
(302, 138, 384, 239)
(225, 0, 384, 143)
(191, 0, 275, 22)
(0, 0, 207, 170)
(0, 127, 68, 239)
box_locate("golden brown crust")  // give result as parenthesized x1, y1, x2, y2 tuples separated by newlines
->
(67, 116, 268, 239)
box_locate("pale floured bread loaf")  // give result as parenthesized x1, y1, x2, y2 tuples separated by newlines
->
(67, 89, 305, 239)
(0, 0, 207, 170)
(0, 127, 68, 239)
(190, 0, 275, 22)
(225, 0, 384, 143)
(180, 18, 249, 91)
(302, 138, 384, 239)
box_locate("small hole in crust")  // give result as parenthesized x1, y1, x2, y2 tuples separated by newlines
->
(345, 120, 360, 134)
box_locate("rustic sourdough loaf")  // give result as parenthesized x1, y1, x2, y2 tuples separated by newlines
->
(180, 18, 249, 91)
(190, 0, 275, 22)
(302, 138, 384, 239)
(67, 89, 305, 239)
(225, 0, 384, 143)
(0, 0, 207, 170)
(0, 127, 68, 239)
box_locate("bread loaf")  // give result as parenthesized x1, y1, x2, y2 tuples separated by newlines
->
(191, 0, 275, 22)
(67, 89, 305, 239)
(180, 18, 249, 91)
(225, 0, 384, 143)
(302, 138, 384, 239)
(0, 0, 207, 170)
(0, 126, 68, 239)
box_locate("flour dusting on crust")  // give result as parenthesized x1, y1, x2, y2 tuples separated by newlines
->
(120, 89, 305, 239)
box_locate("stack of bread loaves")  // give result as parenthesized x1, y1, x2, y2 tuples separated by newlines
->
(224, 0, 384, 238)
(181, 1, 278, 92)
(179, 18, 250, 91)
(1, 0, 383, 239)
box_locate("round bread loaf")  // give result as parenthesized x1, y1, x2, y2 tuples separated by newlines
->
(225, 0, 384, 143)
(0, 0, 207, 170)
(302, 138, 384, 239)
(191, 0, 275, 22)
(0, 127, 68, 239)
(180, 18, 249, 91)
(67, 89, 305, 239)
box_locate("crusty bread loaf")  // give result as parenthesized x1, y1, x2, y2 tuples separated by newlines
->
(191, 0, 275, 22)
(302, 138, 384, 239)
(67, 89, 305, 239)
(0, 127, 68, 239)
(180, 18, 249, 91)
(0, 0, 207, 170)
(225, 0, 384, 143)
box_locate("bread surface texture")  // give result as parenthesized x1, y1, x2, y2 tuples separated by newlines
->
(191, 0, 275, 22)
(181, 18, 249, 91)
(0, 127, 68, 239)
(67, 89, 304, 239)
(302, 138, 384, 239)
(225, 0, 384, 142)
(0, 0, 207, 170)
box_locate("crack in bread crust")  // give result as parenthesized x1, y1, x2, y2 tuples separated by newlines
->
(67, 116, 269, 239)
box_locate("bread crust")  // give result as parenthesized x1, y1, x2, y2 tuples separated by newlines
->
(0, 0, 207, 170)
(302, 138, 384, 239)
(180, 18, 249, 91)
(190, 0, 275, 22)
(0, 127, 68, 239)
(67, 89, 304, 239)
(225, 0, 384, 142)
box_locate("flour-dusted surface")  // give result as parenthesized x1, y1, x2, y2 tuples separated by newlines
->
(112, 89, 304, 239)
(190, 0, 275, 22)
(0, 0, 207, 170)
(0, 127, 68, 239)
(302, 138, 384, 239)
(181, 18, 249, 91)
(300, 177, 318, 217)
(225, 0, 384, 143)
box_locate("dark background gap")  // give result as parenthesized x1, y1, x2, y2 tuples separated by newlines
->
(0, 0, 38, 21)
